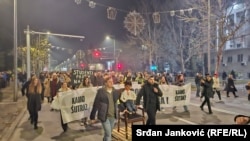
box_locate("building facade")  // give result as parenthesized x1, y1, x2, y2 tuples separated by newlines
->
(217, 1, 250, 79)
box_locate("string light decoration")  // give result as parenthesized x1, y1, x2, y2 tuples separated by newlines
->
(180, 9, 184, 15)
(188, 8, 193, 15)
(51, 46, 73, 54)
(107, 7, 117, 20)
(124, 11, 145, 36)
(89, 1, 96, 8)
(75, 0, 82, 5)
(170, 11, 175, 16)
(74, 0, 194, 17)
(152, 12, 160, 24)
(73, 0, 195, 33)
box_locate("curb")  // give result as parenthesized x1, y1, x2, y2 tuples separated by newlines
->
(0, 101, 27, 141)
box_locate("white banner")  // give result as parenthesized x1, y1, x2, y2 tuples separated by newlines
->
(58, 88, 96, 124)
(57, 83, 191, 123)
(159, 83, 191, 107)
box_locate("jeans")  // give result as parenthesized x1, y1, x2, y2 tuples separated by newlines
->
(196, 84, 200, 97)
(125, 100, 136, 112)
(101, 117, 116, 141)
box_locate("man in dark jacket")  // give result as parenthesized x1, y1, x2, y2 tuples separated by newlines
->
(200, 73, 214, 114)
(90, 76, 120, 141)
(135, 75, 163, 125)
(21, 75, 35, 120)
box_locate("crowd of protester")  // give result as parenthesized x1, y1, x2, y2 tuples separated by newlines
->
(15, 69, 250, 133)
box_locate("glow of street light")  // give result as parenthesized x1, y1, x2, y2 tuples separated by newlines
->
(106, 36, 111, 40)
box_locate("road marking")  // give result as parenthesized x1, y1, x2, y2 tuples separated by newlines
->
(189, 103, 241, 115)
(172, 116, 198, 125)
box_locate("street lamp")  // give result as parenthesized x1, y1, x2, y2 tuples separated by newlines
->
(207, 0, 211, 74)
(106, 35, 116, 71)
(13, 0, 18, 101)
(24, 27, 85, 79)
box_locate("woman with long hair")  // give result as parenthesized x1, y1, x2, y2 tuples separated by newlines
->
(78, 76, 92, 127)
(57, 81, 72, 132)
(28, 77, 42, 129)
(78, 76, 93, 88)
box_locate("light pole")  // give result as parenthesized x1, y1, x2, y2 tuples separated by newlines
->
(207, 0, 211, 74)
(13, 0, 18, 101)
(106, 35, 116, 71)
(24, 28, 85, 78)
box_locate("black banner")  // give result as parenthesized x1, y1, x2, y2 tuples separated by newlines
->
(132, 125, 250, 140)
(71, 69, 94, 86)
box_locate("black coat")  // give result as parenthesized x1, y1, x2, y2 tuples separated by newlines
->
(21, 80, 31, 97)
(135, 82, 163, 111)
(28, 92, 42, 112)
(90, 87, 120, 122)
(226, 78, 237, 92)
(201, 79, 214, 98)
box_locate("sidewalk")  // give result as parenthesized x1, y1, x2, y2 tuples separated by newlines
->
(0, 81, 27, 141)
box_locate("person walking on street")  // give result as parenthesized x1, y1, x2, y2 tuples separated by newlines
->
(212, 73, 222, 101)
(173, 73, 189, 112)
(222, 70, 227, 87)
(77, 76, 93, 127)
(50, 73, 61, 110)
(195, 72, 202, 97)
(245, 82, 250, 101)
(90, 76, 120, 141)
(27, 77, 42, 129)
(200, 73, 214, 114)
(21, 75, 36, 121)
(135, 75, 163, 125)
(57, 81, 72, 132)
(225, 74, 238, 98)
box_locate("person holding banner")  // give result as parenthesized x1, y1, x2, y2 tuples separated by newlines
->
(173, 73, 189, 112)
(57, 81, 72, 132)
(135, 75, 163, 125)
(90, 76, 120, 141)
(78, 76, 93, 127)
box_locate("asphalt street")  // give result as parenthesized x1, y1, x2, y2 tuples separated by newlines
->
(0, 81, 249, 141)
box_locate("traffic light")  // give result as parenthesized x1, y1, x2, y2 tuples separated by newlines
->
(117, 63, 123, 70)
(92, 50, 101, 58)
(150, 65, 157, 71)
(80, 63, 85, 69)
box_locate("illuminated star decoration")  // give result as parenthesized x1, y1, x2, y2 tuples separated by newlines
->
(124, 11, 145, 36)
(75, 0, 82, 5)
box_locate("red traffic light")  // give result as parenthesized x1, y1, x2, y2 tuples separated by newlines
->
(117, 63, 123, 70)
(92, 50, 101, 58)
(80, 63, 85, 68)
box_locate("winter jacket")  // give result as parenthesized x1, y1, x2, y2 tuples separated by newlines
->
(135, 81, 163, 111)
(90, 87, 120, 122)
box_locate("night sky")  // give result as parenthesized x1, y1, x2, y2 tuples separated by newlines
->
(0, 0, 139, 65)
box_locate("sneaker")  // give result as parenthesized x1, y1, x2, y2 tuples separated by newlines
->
(80, 122, 84, 126)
